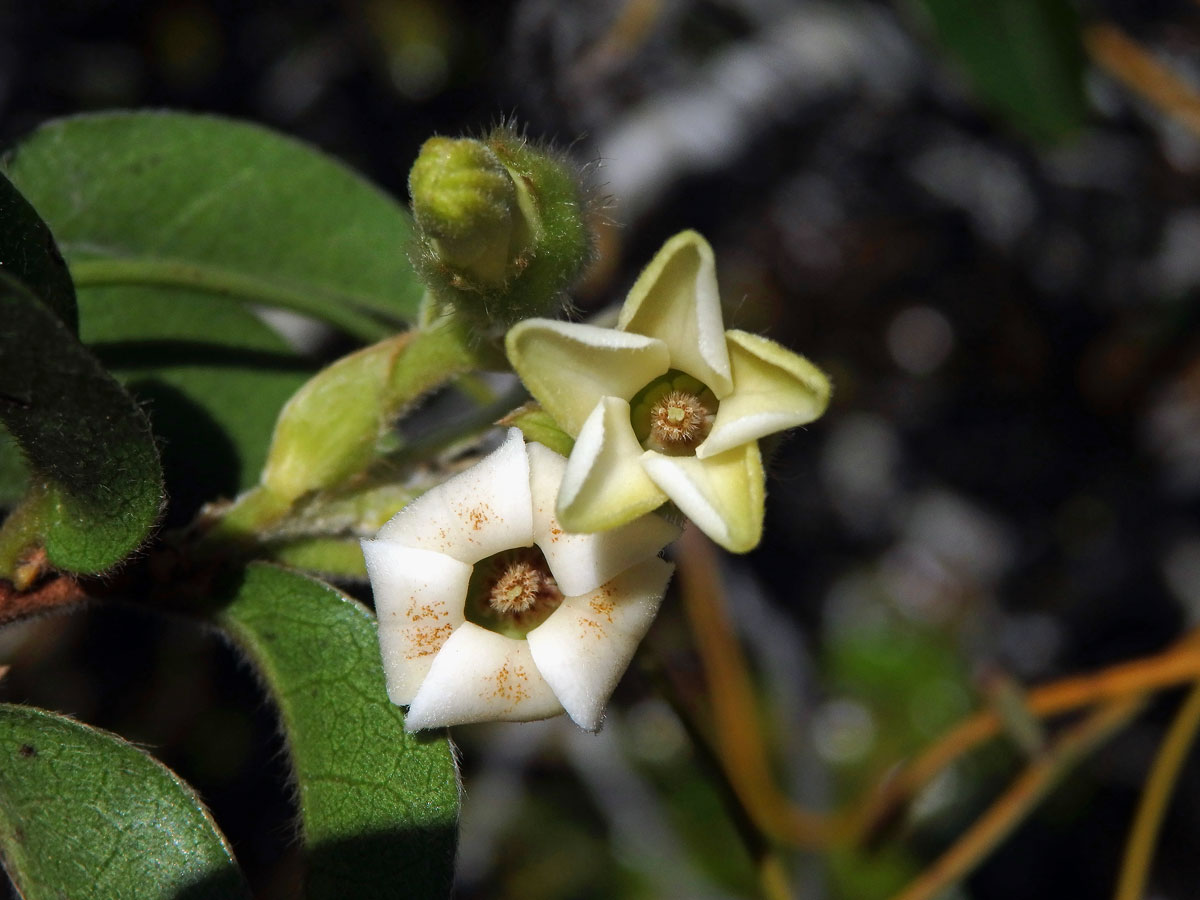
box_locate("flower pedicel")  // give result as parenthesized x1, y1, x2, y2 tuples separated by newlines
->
(362, 429, 678, 731)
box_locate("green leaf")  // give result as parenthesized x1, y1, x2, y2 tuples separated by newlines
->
(4, 111, 424, 338)
(79, 284, 311, 520)
(0, 171, 80, 515)
(219, 563, 458, 900)
(911, 0, 1088, 143)
(0, 703, 250, 900)
(0, 273, 162, 575)
(0, 171, 77, 332)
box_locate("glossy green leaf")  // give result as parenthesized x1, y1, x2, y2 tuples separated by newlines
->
(0, 273, 162, 575)
(79, 285, 311, 521)
(0, 171, 76, 332)
(0, 704, 250, 900)
(4, 111, 423, 338)
(912, 0, 1088, 143)
(220, 563, 458, 900)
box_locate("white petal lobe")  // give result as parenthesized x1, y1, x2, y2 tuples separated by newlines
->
(404, 624, 564, 730)
(362, 541, 471, 706)
(557, 397, 668, 533)
(506, 318, 671, 434)
(698, 330, 831, 458)
(527, 440, 679, 596)
(377, 428, 534, 563)
(618, 231, 733, 397)
(640, 444, 764, 553)
(527, 558, 674, 731)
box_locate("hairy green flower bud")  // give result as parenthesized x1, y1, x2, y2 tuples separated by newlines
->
(409, 137, 524, 288)
(408, 124, 593, 331)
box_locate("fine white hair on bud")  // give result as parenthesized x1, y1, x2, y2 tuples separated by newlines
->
(362, 429, 678, 732)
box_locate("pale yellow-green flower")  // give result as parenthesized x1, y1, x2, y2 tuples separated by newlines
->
(506, 230, 830, 553)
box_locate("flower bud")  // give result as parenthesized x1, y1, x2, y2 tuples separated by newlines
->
(205, 319, 486, 542)
(408, 124, 592, 331)
(409, 137, 523, 288)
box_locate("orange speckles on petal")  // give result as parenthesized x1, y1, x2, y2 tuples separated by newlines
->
(588, 596, 615, 623)
(578, 617, 606, 640)
(404, 623, 455, 659)
(463, 502, 495, 531)
(489, 662, 531, 706)
(405, 597, 448, 622)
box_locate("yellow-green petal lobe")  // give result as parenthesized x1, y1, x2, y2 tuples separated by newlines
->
(557, 397, 669, 533)
(640, 442, 765, 553)
(362, 542, 470, 705)
(506, 318, 670, 435)
(404, 623, 563, 730)
(527, 441, 679, 596)
(376, 427, 534, 563)
(527, 557, 675, 731)
(697, 329, 832, 459)
(617, 230, 733, 397)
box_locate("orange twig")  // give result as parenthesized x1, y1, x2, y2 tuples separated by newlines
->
(1113, 680, 1200, 900)
(889, 694, 1146, 900)
(856, 631, 1200, 841)
(1085, 22, 1200, 139)
(676, 527, 830, 848)
(0, 572, 90, 625)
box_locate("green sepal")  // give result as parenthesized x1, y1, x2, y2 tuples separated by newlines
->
(260, 536, 369, 579)
(498, 402, 576, 457)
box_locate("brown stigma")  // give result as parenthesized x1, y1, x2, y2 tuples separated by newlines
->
(648, 390, 713, 452)
(467, 548, 564, 638)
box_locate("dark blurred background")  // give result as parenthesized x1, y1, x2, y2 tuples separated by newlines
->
(4, 1, 1200, 897)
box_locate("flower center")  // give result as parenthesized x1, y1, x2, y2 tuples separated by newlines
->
(465, 547, 564, 638)
(630, 370, 718, 455)
(488, 560, 548, 615)
(650, 390, 707, 446)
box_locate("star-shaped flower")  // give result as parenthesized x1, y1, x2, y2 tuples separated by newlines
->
(506, 230, 830, 552)
(362, 428, 678, 731)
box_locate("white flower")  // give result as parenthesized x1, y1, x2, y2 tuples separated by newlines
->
(362, 428, 679, 731)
